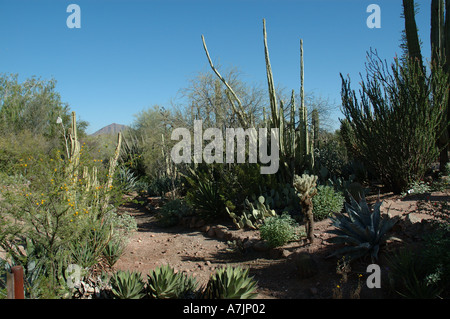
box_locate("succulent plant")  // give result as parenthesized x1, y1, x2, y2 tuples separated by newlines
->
(202, 266, 258, 299)
(227, 196, 276, 230)
(147, 264, 198, 299)
(293, 174, 318, 243)
(326, 194, 397, 261)
(110, 270, 146, 299)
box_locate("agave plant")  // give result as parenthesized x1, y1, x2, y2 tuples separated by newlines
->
(202, 266, 258, 299)
(110, 270, 146, 299)
(147, 264, 198, 299)
(326, 194, 397, 261)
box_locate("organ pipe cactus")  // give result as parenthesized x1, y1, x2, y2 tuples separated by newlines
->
(201, 19, 317, 185)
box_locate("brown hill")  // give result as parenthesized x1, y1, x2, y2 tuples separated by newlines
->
(91, 123, 129, 136)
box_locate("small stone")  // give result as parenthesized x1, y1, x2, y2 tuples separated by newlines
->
(207, 227, 216, 237)
(253, 240, 270, 252)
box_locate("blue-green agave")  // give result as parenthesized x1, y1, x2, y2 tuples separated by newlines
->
(326, 194, 397, 261)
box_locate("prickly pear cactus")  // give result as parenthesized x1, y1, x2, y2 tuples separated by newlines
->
(227, 196, 276, 230)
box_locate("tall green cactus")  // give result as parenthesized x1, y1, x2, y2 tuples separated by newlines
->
(64, 111, 122, 217)
(201, 19, 316, 184)
(402, 0, 449, 170)
(262, 19, 315, 182)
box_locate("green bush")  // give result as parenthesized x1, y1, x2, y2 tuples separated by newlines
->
(156, 198, 192, 227)
(340, 50, 448, 194)
(259, 213, 300, 248)
(312, 185, 345, 221)
(387, 247, 445, 299)
(0, 113, 133, 297)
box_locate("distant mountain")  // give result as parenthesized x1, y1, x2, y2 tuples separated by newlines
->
(91, 123, 129, 136)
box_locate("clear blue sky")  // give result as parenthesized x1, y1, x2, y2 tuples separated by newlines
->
(0, 0, 432, 134)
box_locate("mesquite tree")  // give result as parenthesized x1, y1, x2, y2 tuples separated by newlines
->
(340, 49, 448, 194)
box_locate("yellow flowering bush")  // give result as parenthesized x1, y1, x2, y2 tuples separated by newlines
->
(0, 112, 126, 297)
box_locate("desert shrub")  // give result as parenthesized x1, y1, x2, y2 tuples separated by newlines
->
(403, 180, 432, 196)
(387, 246, 446, 299)
(0, 114, 132, 297)
(183, 165, 234, 221)
(340, 50, 448, 194)
(156, 198, 192, 227)
(259, 213, 300, 248)
(312, 185, 345, 221)
(315, 135, 348, 182)
(183, 162, 272, 222)
(0, 130, 50, 173)
(147, 175, 173, 196)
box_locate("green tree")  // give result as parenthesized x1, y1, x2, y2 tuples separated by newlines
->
(0, 73, 87, 138)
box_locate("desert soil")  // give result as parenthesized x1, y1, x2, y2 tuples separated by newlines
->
(114, 190, 449, 299)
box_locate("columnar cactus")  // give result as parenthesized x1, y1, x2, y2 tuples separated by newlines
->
(201, 19, 317, 185)
(64, 111, 122, 217)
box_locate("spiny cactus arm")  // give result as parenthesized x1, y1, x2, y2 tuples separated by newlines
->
(402, 0, 424, 70)
(263, 18, 279, 128)
(106, 132, 122, 189)
(201, 35, 249, 128)
(430, 0, 445, 65)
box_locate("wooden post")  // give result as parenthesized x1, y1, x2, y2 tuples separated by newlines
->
(11, 266, 25, 299)
(6, 271, 14, 299)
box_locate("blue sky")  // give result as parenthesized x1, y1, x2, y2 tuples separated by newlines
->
(0, 0, 432, 134)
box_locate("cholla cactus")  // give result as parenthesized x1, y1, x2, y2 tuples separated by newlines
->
(293, 174, 318, 243)
(293, 174, 318, 199)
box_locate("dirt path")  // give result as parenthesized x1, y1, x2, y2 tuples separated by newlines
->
(114, 191, 449, 299)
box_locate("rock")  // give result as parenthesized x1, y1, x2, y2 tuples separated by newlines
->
(243, 238, 258, 250)
(189, 217, 197, 228)
(406, 213, 423, 224)
(195, 219, 206, 228)
(269, 248, 290, 259)
(214, 226, 227, 240)
(253, 240, 270, 252)
(207, 227, 216, 237)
